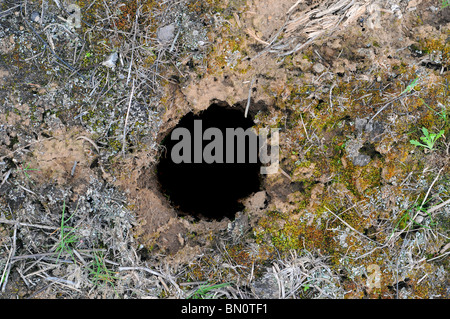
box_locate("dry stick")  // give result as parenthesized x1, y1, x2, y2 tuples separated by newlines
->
(427, 251, 450, 262)
(169, 28, 181, 53)
(244, 77, 255, 118)
(300, 113, 309, 141)
(118, 266, 163, 278)
(0, 5, 21, 18)
(126, 5, 140, 85)
(272, 264, 283, 299)
(427, 198, 450, 214)
(280, 168, 292, 181)
(1, 224, 17, 292)
(0, 218, 58, 230)
(17, 184, 37, 196)
(76, 136, 99, 154)
(246, 28, 269, 45)
(11, 253, 61, 261)
(52, 0, 61, 9)
(179, 281, 208, 287)
(1, 168, 12, 186)
(287, 0, 303, 14)
(45, 276, 78, 288)
(122, 79, 135, 154)
(251, 14, 292, 61)
(40, 0, 45, 27)
(158, 277, 170, 293)
(352, 244, 388, 261)
(42, 275, 82, 292)
(370, 93, 410, 122)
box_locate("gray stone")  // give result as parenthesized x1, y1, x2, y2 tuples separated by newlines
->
(252, 271, 278, 298)
(31, 12, 40, 23)
(157, 24, 175, 44)
(355, 118, 367, 134)
(352, 154, 371, 166)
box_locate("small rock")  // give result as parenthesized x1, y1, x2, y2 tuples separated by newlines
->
(352, 154, 371, 167)
(313, 63, 325, 74)
(31, 12, 40, 23)
(101, 52, 118, 70)
(157, 24, 175, 44)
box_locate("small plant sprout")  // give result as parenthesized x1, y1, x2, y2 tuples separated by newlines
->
(188, 282, 231, 299)
(390, 201, 436, 240)
(421, 98, 448, 123)
(17, 163, 39, 182)
(401, 76, 420, 95)
(88, 251, 118, 291)
(410, 127, 445, 150)
(55, 200, 79, 261)
(442, 0, 449, 9)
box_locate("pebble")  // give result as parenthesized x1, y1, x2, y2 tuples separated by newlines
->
(31, 12, 40, 23)
(313, 63, 325, 74)
(102, 52, 118, 69)
(157, 24, 175, 44)
(415, 216, 424, 224)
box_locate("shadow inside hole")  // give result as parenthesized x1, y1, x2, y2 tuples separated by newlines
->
(156, 103, 262, 220)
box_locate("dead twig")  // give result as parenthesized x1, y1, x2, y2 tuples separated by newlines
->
(76, 136, 100, 153)
(0, 218, 58, 230)
(122, 79, 136, 154)
(244, 77, 255, 118)
(0, 224, 17, 292)
(246, 28, 269, 46)
(426, 198, 450, 215)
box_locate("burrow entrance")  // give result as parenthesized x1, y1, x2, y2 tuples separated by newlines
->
(156, 103, 262, 220)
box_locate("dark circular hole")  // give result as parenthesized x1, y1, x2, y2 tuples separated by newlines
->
(156, 103, 262, 220)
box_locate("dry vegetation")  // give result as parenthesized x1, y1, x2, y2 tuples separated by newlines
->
(0, 0, 449, 299)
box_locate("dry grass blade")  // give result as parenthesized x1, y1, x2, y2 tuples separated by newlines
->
(122, 79, 136, 154)
(264, 0, 373, 57)
(259, 251, 343, 299)
(0, 225, 17, 292)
